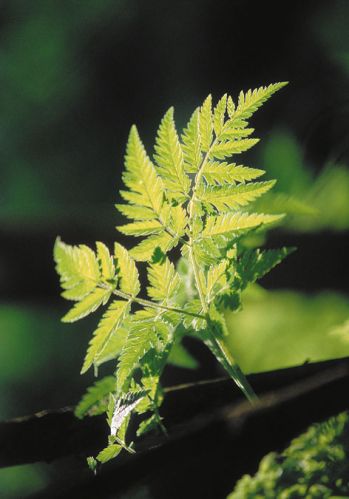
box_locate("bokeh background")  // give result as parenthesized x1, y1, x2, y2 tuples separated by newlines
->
(0, 0, 348, 497)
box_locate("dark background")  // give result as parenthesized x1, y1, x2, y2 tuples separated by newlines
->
(0, 0, 348, 497)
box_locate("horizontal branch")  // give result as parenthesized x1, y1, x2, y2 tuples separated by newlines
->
(1, 356, 349, 479)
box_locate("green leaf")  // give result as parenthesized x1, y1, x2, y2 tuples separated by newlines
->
(96, 242, 115, 281)
(96, 444, 122, 463)
(123, 125, 164, 214)
(110, 390, 148, 436)
(75, 376, 116, 419)
(233, 82, 288, 121)
(181, 107, 201, 173)
(210, 138, 260, 160)
(193, 238, 222, 266)
(200, 94, 213, 152)
(182, 299, 206, 331)
(205, 260, 228, 302)
(62, 287, 111, 323)
(117, 219, 164, 236)
(147, 258, 181, 302)
(168, 205, 188, 238)
(213, 94, 227, 136)
(117, 316, 161, 391)
(198, 180, 276, 211)
(203, 162, 265, 185)
(54, 239, 100, 300)
(114, 242, 140, 296)
(137, 414, 158, 436)
(129, 232, 174, 262)
(203, 212, 283, 238)
(115, 203, 155, 220)
(94, 327, 128, 368)
(86, 456, 98, 474)
(237, 247, 295, 288)
(219, 127, 254, 141)
(227, 95, 235, 118)
(81, 300, 130, 374)
(154, 107, 190, 200)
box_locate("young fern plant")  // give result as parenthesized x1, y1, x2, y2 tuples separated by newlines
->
(54, 82, 292, 464)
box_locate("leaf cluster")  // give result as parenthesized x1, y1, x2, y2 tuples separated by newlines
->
(55, 82, 291, 463)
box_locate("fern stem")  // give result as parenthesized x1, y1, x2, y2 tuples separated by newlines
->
(110, 288, 205, 319)
(148, 393, 168, 436)
(188, 247, 208, 312)
(206, 319, 257, 403)
(187, 244, 257, 403)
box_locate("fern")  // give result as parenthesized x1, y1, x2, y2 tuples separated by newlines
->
(55, 82, 291, 464)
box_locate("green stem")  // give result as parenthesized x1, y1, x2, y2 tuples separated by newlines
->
(185, 118, 258, 403)
(109, 287, 205, 320)
(187, 229, 257, 403)
(206, 318, 257, 403)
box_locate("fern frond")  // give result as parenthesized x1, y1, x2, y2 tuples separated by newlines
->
(200, 94, 213, 152)
(232, 82, 288, 121)
(210, 138, 259, 160)
(123, 125, 164, 214)
(220, 127, 254, 141)
(114, 243, 140, 296)
(110, 390, 148, 436)
(203, 212, 283, 238)
(129, 232, 174, 262)
(147, 258, 181, 302)
(55, 84, 291, 463)
(136, 414, 158, 436)
(128, 205, 187, 262)
(181, 108, 202, 173)
(197, 180, 276, 211)
(154, 107, 190, 201)
(182, 299, 206, 331)
(203, 162, 265, 185)
(237, 247, 295, 288)
(75, 376, 116, 419)
(97, 444, 122, 463)
(168, 205, 188, 237)
(194, 238, 222, 266)
(81, 300, 130, 374)
(96, 242, 115, 281)
(116, 219, 163, 236)
(94, 327, 128, 368)
(213, 94, 227, 136)
(62, 287, 111, 323)
(227, 95, 235, 118)
(137, 348, 168, 411)
(54, 238, 100, 300)
(115, 204, 155, 221)
(206, 260, 228, 302)
(117, 315, 169, 392)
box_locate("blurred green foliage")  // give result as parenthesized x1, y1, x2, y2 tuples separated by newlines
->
(0, 304, 93, 420)
(226, 286, 349, 373)
(0, 465, 48, 499)
(0, 0, 131, 228)
(256, 129, 349, 232)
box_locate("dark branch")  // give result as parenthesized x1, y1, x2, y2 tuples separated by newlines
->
(2, 356, 349, 478)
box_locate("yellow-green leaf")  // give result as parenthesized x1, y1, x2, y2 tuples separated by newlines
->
(62, 287, 111, 323)
(114, 243, 140, 296)
(81, 300, 130, 374)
